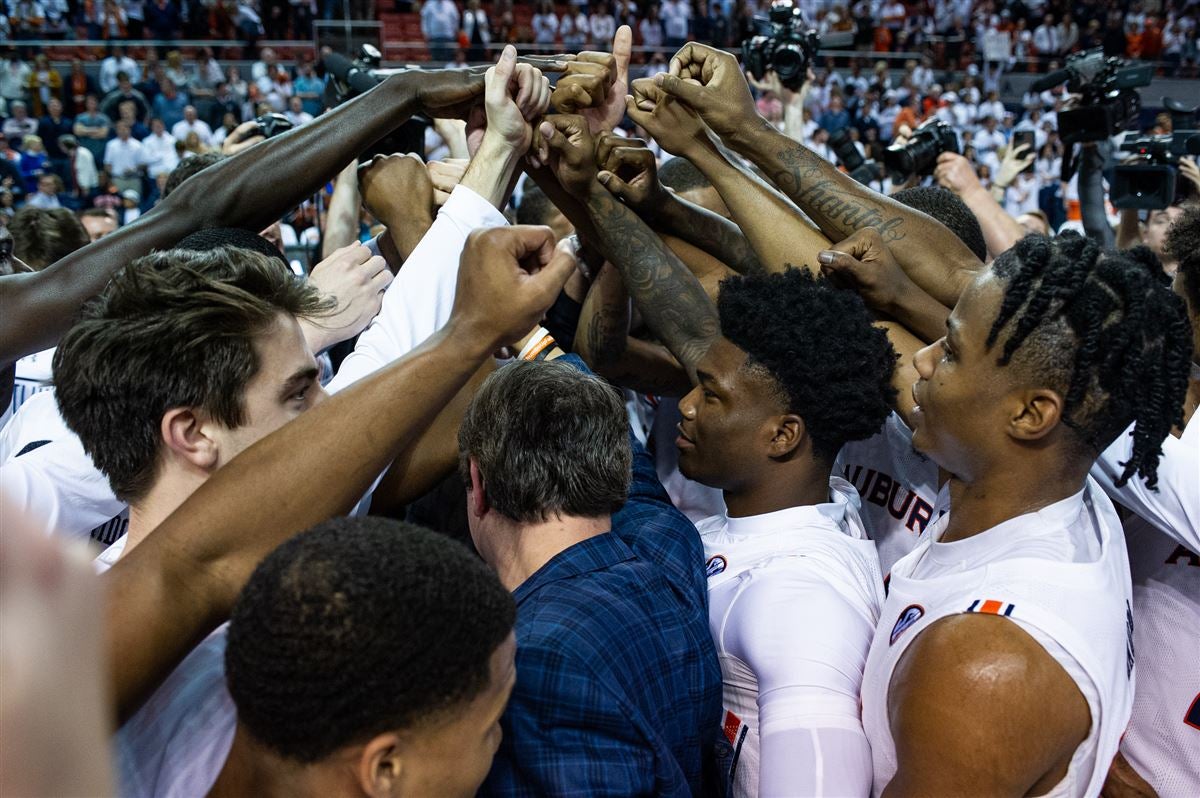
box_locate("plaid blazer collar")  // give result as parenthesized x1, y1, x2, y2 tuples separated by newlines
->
(512, 532, 635, 606)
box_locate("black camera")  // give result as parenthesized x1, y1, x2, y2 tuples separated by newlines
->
(251, 113, 293, 139)
(1031, 49, 1153, 144)
(322, 44, 429, 162)
(882, 118, 958, 180)
(1111, 97, 1200, 209)
(828, 127, 883, 185)
(741, 0, 820, 91)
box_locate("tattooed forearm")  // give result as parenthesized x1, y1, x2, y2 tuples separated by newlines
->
(583, 183, 719, 378)
(658, 197, 764, 276)
(793, 178, 907, 242)
(576, 263, 631, 369)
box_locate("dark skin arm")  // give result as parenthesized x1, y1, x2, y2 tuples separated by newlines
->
(655, 44, 982, 307)
(622, 77, 829, 276)
(103, 226, 576, 721)
(593, 132, 763, 276)
(0, 67, 495, 373)
(574, 261, 692, 397)
(885, 614, 1091, 797)
(541, 113, 719, 383)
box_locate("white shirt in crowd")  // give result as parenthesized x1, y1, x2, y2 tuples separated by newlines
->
(532, 12, 559, 44)
(661, 0, 690, 39)
(140, 131, 180, 178)
(99, 54, 141, 94)
(172, 118, 214, 147)
(104, 136, 144, 177)
(698, 478, 882, 797)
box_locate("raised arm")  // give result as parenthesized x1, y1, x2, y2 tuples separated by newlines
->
(622, 78, 829, 275)
(104, 226, 576, 721)
(592, 132, 763, 276)
(0, 66, 492, 373)
(934, 151, 1030, 259)
(655, 44, 982, 307)
(541, 113, 718, 381)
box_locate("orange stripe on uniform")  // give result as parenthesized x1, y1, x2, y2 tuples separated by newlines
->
(980, 599, 1004, 615)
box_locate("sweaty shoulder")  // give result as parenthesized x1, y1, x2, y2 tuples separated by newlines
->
(884, 613, 1090, 798)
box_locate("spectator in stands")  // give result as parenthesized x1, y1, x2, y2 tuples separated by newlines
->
(72, 95, 110, 165)
(24, 55, 61, 118)
(141, 117, 180, 184)
(212, 111, 241, 148)
(64, 61, 95, 118)
(25, 173, 65, 209)
(532, 1, 559, 48)
(3, 101, 38, 143)
(285, 96, 313, 126)
(171, 105, 213, 147)
(101, 73, 150, 122)
(561, 4, 589, 49)
(590, 2, 617, 51)
(153, 80, 189, 130)
(96, 0, 129, 39)
(18, 135, 48, 195)
(146, 0, 183, 39)
(10, 0, 45, 39)
(37, 99, 72, 177)
(59, 135, 98, 198)
(640, 4, 664, 50)
(2, 51, 32, 108)
(116, 100, 151, 140)
(661, 0, 691, 49)
(463, 0, 492, 62)
(293, 62, 322, 118)
(103, 121, 144, 196)
(422, 0, 461, 63)
(99, 46, 140, 95)
(818, 94, 851, 135)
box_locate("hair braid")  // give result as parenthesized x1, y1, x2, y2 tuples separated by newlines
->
(988, 233, 1192, 487)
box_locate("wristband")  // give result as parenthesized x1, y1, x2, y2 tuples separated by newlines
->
(518, 327, 556, 361)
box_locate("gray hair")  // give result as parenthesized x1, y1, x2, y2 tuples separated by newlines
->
(458, 360, 632, 524)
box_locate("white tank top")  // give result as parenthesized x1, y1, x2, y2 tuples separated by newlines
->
(834, 412, 940, 574)
(1119, 514, 1200, 798)
(861, 478, 1135, 798)
(698, 477, 883, 797)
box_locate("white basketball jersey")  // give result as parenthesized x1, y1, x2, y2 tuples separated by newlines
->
(862, 478, 1135, 798)
(699, 477, 883, 797)
(834, 413, 940, 574)
(1119, 514, 1200, 798)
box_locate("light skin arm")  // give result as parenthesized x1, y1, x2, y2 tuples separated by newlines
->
(542, 113, 718, 382)
(0, 67, 492, 373)
(934, 151, 1027, 259)
(622, 78, 829, 275)
(884, 614, 1090, 797)
(321, 160, 364, 260)
(655, 44, 982, 307)
(103, 225, 576, 722)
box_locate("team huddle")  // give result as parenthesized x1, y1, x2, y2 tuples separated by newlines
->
(1, 26, 1198, 798)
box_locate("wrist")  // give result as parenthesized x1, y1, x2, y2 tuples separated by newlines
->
(726, 114, 774, 154)
(298, 317, 336, 354)
(462, 134, 522, 209)
(440, 315, 506, 363)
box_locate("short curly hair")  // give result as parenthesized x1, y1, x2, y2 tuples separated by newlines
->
(226, 517, 515, 763)
(892, 185, 988, 262)
(1165, 203, 1200, 310)
(717, 268, 897, 462)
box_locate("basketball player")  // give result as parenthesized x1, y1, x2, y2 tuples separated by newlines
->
(541, 115, 897, 795)
(856, 234, 1192, 796)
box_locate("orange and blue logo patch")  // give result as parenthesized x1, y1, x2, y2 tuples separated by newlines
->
(966, 599, 1015, 616)
(889, 603, 925, 645)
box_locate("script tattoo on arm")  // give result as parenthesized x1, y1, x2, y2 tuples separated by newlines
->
(584, 184, 718, 380)
(751, 130, 908, 244)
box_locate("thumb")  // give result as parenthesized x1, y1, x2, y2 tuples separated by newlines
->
(505, 224, 558, 263)
(487, 45, 517, 105)
(597, 170, 632, 200)
(816, 248, 861, 275)
(524, 244, 579, 307)
(655, 73, 705, 108)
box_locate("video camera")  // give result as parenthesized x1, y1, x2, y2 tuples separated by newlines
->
(1031, 49, 1153, 145)
(321, 44, 429, 162)
(882, 118, 959, 181)
(1111, 97, 1200, 209)
(742, 0, 850, 91)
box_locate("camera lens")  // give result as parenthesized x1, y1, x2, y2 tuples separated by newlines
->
(772, 44, 806, 84)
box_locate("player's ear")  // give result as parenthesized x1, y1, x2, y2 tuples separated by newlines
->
(767, 413, 806, 458)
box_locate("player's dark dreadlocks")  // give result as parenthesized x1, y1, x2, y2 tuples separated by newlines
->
(985, 232, 1192, 488)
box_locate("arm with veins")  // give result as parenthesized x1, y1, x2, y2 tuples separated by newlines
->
(322, 160, 362, 260)
(654, 44, 982, 307)
(622, 79, 830, 275)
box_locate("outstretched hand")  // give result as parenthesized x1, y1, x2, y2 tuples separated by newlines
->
(304, 242, 394, 350)
(549, 25, 632, 134)
(470, 45, 552, 156)
(624, 77, 714, 159)
(451, 226, 578, 350)
(595, 132, 666, 217)
(655, 42, 760, 142)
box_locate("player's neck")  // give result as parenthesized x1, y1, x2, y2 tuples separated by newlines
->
(123, 469, 208, 557)
(212, 724, 343, 798)
(941, 454, 1090, 544)
(724, 460, 832, 519)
